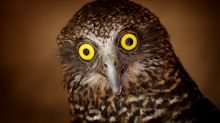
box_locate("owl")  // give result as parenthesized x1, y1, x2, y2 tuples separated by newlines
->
(57, 0, 220, 122)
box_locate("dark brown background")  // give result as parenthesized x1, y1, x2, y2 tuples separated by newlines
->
(1, 0, 220, 123)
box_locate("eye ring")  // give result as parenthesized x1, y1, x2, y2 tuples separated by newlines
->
(120, 33, 138, 51)
(78, 43, 95, 61)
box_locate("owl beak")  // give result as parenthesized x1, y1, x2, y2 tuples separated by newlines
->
(103, 57, 121, 95)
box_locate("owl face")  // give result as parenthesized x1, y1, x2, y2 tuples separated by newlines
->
(72, 29, 142, 95)
(58, 0, 173, 95)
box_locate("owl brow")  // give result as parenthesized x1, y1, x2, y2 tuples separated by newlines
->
(84, 33, 103, 45)
(137, 23, 150, 31)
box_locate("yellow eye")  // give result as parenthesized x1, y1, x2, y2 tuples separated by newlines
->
(120, 33, 138, 51)
(78, 43, 95, 61)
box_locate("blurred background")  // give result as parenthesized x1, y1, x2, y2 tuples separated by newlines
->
(1, 0, 220, 122)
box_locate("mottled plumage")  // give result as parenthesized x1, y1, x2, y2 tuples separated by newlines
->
(57, 0, 220, 122)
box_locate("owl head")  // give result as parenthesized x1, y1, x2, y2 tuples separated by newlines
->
(57, 0, 176, 96)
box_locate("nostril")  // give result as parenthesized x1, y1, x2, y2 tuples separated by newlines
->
(114, 61, 117, 66)
(104, 64, 107, 68)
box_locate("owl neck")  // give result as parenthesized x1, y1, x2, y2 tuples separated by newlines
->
(68, 60, 203, 122)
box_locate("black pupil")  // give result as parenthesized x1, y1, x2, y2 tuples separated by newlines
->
(125, 38, 133, 46)
(83, 48, 90, 55)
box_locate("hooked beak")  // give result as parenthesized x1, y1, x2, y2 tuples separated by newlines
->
(102, 56, 121, 95)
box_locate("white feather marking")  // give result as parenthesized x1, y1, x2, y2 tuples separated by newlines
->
(109, 116, 116, 122)
(142, 109, 165, 122)
(82, 72, 107, 86)
(86, 115, 102, 121)
(119, 107, 127, 115)
(155, 98, 163, 105)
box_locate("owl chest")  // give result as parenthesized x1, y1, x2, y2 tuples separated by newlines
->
(69, 92, 179, 122)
